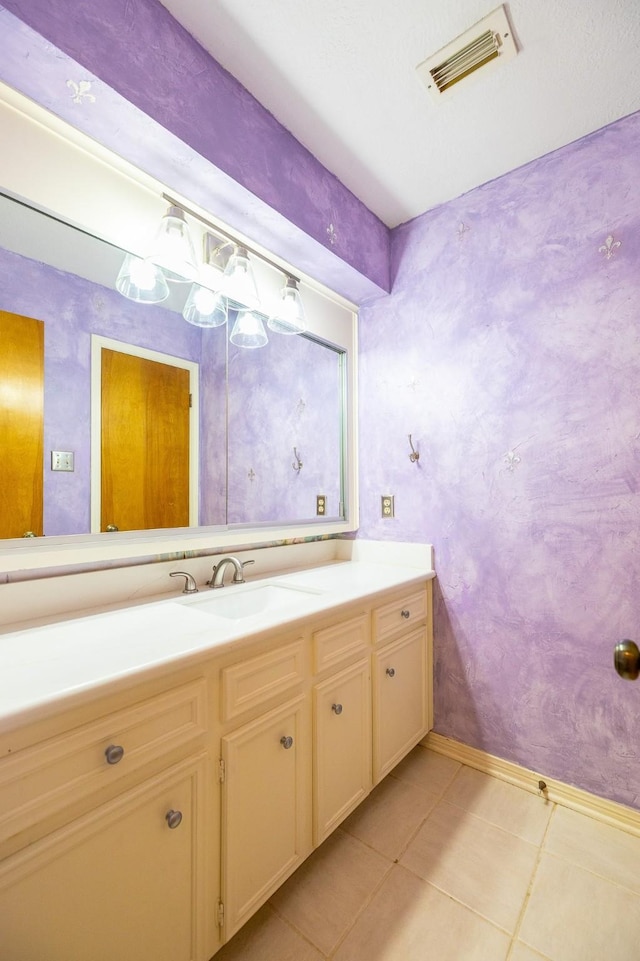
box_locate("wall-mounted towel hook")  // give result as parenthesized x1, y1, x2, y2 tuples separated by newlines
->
(408, 434, 420, 463)
(292, 447, 303, 472)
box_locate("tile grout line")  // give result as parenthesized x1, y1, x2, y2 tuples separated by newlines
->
(507, 798, 558, 958)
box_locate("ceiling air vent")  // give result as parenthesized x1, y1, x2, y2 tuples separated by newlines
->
(416, 5, 517, 100)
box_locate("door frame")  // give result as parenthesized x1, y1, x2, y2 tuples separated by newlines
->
(90, 335, 199, 533)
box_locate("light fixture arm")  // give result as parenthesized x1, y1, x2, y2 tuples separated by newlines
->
(163, 192, 300, 285)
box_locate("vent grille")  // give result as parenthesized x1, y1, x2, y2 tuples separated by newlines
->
(417, 5, 516, 100)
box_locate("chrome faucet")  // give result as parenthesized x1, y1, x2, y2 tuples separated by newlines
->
(208, 556, 255, 589)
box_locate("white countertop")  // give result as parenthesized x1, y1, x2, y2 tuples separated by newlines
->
(0, 560, 434, 731)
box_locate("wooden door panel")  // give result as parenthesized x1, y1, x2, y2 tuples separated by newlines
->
(0, 311, 44, 538)
(101, 349, 190, 532)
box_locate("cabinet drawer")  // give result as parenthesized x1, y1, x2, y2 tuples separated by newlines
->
(221, 639, 305, 723)
(312, 613, 369, 674)
(372, 589, 427, 645)
(0, 679, 207, 847)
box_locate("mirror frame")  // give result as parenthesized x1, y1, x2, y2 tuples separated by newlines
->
(0, 84, 359, 574)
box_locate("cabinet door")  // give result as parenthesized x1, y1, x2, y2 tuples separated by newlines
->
(373, 628, 427, 783)
(0, 755, 206, 961)
(313, 658, 371, 845)
(221, 695, 311, 940)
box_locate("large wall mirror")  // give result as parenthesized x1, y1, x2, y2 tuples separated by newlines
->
(0, 82, 357, 571)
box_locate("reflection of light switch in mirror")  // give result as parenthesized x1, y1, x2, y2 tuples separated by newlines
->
(381, 495, 394, 518)
(316, 495, 326, 516)
(51, 451, 75, 472)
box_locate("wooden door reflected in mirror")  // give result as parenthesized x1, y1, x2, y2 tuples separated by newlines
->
(100, 348, 190, 532)
(0, 310, 43, 538)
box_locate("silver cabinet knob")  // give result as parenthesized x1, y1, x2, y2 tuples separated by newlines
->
(280, 735, 294, 750)
(104, 743, 125, 765)
(386, 667, 396, 678)
(401, 609, 410, 619)
(614, 639, 640, 681)
(332, 703, 343, 715)
(165, 809, 183, 829)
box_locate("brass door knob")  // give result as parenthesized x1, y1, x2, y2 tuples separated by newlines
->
(614, 640, 640, 681)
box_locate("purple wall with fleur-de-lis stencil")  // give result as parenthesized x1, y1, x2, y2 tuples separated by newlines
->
(357, 110, 640, 809)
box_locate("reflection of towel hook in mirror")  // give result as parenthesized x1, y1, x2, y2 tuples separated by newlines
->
(292, 447, 303, 472)
(408, 434, 420, 463)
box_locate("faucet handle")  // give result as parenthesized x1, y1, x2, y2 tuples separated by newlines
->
(234, 559, 255, 584)
(170, 571, 199, 594)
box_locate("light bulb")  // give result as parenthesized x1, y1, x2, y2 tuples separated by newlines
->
(221, 245, 260, 310)
(182, 284, 227, 328)
(115, 252, 169, 303)
(148, 205, 198, 283)
(229, 310, 268, 349)
(267, 277, 306, 335)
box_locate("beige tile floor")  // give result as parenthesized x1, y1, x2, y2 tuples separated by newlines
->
(214, 746, 640, 961)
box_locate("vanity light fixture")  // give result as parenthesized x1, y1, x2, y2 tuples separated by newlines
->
(267, 277, 307, 335)
(115, 252, 170, 303)
(115, 195, 308, 348)
(182, 284, 228, 328)
(229, 309, 268, 349)
(147, 204, 199, 283)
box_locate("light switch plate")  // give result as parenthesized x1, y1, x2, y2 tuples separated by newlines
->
(381, 495, 395, 518)
(51, 450, 74, 472)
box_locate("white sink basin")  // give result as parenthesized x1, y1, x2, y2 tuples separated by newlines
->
(180, 584, 320, 620)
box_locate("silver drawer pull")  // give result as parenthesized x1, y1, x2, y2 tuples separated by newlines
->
(386, 667, 396, 678)
(332, 703, 343, 715)
(280, 735, 294, 750)
(104, 743, 125, 765)
(165, 809, 183, 830)
(401, 609, 410, 619)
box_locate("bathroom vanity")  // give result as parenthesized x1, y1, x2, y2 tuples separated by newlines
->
(0, 560, 433, 961)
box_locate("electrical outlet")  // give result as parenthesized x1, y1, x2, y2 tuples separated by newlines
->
(381, 495, 394, 518)
(316, 494, 326, 516)
(51, 451, 74, 472)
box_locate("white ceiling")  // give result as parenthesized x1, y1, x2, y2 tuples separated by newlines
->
(156, 1, 640, 229)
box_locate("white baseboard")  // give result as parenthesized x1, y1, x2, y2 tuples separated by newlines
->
(423, 731, 640, 838)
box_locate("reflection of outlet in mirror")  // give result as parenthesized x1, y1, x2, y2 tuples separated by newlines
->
(51, 451, 74, 472)
(316, 494, 326, 516)
(381, 495, 395, 518)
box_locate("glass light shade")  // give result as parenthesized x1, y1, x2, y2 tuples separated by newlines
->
(182, 284, 227, 328)
(267, 277, 307, 335)
(229, 310, 268, 349)
(115, 252, 170, 303)
(148, 205, 198, 283)
(221, 245, 260, 310)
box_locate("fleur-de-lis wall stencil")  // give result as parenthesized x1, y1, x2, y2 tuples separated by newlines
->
(247, 468, 256, 483)
(326, 223, 338, 246)
(457, 222, 470, 241)
(599, 234, 621, 260)
(504, 449, 522, 472)
(67, 80, 96, 104)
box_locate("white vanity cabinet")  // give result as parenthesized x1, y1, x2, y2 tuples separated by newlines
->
(312, 613, 372, 845)
(0, 572, 433, 961)
(0, 674, 211, 961)
(372, 588, 431, 783)
(220, 694, 311, 939)
(217, 633, 312, 940)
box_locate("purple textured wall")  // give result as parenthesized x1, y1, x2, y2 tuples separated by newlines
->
(0, 2, 389, 300)
(227, 330, 342, 524)
(358, 111, 640, 808)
